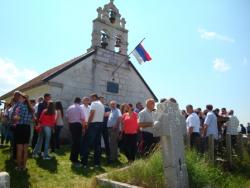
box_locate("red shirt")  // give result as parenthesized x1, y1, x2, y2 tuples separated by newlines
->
(122, 112, 139, 134)
(39, 110, 56, 127)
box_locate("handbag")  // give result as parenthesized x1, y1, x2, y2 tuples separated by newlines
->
(35, 124, 42, 133)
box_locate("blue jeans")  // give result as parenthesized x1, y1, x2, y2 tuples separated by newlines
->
(33, 126, 52, 157)
(81, 122, 102, 165)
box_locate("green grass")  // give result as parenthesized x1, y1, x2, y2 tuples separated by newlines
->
(0, 145, 127, 188)
(1, 143, 250, 188)
(107, 149, 250, 188)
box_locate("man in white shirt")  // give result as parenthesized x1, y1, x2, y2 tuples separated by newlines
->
(80, 97, 91, 126)
(186, 104, 201, 150)
(81, 93, 104, 168)
(80, 97, 91, 158)
(138, 98, 159, 155)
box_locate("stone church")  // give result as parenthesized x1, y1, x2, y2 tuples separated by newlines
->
(1, 0, 157, 110)
(0, 0, 158, 140)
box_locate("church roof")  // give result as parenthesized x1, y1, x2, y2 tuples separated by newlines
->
(0, 50, 96, 100)
(0, 49, 158, 102)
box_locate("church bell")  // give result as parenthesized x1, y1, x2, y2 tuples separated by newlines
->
(109, 9, 116, 24)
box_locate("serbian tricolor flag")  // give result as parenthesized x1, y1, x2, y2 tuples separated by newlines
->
(132, 43, 152, 64)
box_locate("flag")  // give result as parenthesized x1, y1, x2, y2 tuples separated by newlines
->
(132, 43, 152, 64)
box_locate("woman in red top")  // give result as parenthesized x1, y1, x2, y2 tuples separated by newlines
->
(121, 103, 139, 162)
(33, 101, 56, 160)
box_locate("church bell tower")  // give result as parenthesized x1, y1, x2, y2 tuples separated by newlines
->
(91, 0, 128, 55)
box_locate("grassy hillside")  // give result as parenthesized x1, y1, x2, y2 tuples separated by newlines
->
(108, 149, 250, 188)
(0, 145, 127, 188)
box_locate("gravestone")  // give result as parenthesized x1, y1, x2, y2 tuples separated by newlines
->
(153, 101, 189, 188)
(0, 172, 10, 188)
(225, 115, 239, 166)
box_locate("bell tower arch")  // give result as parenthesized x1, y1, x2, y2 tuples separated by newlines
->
(91, 0, 128, 55)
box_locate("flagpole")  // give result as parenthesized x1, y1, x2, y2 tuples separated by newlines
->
(111, 38, 146, 78)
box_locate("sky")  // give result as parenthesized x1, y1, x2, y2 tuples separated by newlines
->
(0, 0, 249, 125)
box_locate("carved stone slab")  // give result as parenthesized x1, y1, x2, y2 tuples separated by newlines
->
(153, 101, 189, 188)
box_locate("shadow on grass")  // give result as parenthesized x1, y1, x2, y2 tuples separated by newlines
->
(4, 159, 31, 188)
(71, 164, 106, 177)
(35, 157, 58, 173)
(71, 153, 126, 178)
(0, 146, 11, 155)
(0, 145, 10, 149)
(53, 145, 69, 156)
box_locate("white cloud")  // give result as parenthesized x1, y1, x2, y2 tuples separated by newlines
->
(0, 57, 39, 95)
(198, 28, 235, 43)
(242, 57, 249, 66)
(213, 58, 231, 72)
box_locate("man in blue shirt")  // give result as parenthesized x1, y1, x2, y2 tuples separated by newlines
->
(203, 104, 218, 152)
(107, 100, 121, 162)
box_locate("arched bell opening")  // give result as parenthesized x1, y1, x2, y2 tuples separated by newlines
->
(100, 30, 109, 49)
(114, 35, 122, 53)
(109, 9, 116, 24)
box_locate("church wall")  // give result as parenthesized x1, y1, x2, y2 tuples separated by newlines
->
(48, 47, 152, 108)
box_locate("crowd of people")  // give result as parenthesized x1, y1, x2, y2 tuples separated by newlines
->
(183, 103, 244, 153)
(0, 91, 249, 171)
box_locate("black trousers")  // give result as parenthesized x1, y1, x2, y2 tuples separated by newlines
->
(69, 123, 82, 163)
(101, 122, 110, 158)
(51, 126, 63, 150)
(142, 131, 159, 155)
(190, 132, 201, 151)
(123, 133, 137, 161)
(81, 122, 102, 166)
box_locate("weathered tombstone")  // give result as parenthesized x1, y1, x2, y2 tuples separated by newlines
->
(226, 134, 232, 167)
(0, 172, 10, 188)
(236, 134, 243, 158)
(153, 101, 189, 188)
(225, 115, 239, 166)
(208, 135, 215, 165)
(184, 134, 190, 149)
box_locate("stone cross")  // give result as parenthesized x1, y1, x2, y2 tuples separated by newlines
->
(153, 101, 189, 188)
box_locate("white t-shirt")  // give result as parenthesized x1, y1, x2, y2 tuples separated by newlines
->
(186, 112, 200, 133)
(138, 108, 154, 134)
(56, 110, 64, 126)
(80, 104, 91, 122)
(90, 100, 105, 123)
